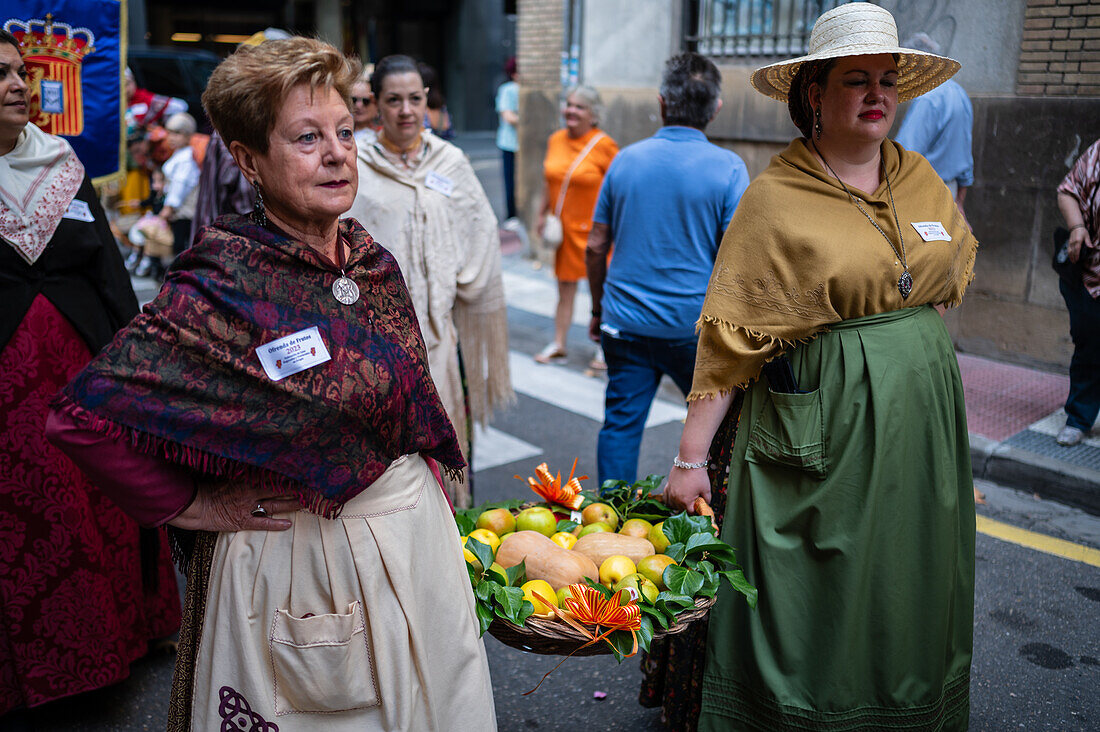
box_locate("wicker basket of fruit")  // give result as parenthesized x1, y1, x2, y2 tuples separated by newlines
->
(455, 462, 757, 661)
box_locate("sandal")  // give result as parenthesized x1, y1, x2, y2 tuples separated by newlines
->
(588, 346, 607, 371)
(534, 343, 567, 364)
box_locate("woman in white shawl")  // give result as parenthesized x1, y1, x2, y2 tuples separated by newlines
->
(346, 55, 512, 507)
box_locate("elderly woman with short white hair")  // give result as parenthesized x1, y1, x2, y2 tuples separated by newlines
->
(49, 37, 496, 730)
(535, 84, 618, 368)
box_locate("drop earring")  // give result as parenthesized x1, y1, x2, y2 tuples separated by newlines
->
(814, 108, 822, 139)
(250, 180, 267, 226)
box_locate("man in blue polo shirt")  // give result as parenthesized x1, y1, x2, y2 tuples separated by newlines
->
(586, 52, 749, 487)
(895, 34, 973, 221)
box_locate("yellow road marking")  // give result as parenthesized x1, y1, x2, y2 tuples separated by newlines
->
(976, 515, 1100, 568)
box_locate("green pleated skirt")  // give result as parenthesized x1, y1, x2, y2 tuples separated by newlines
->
(699, 305, 975, 732)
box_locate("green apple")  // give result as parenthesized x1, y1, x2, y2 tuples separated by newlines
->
(647, 521, 671, 554)
(619, 518, 653, 538)
(515, 506, 557, 537)
(581, 502, 619, 530)
(577, 521, 612, 538)
(613, 572, 659, 604)
(637, 554, 677, 591)
(599, 555, 637, 587)
(556, 585, 579, 606)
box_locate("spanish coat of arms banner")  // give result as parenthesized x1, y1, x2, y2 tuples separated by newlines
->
(4, 0, 126, 182)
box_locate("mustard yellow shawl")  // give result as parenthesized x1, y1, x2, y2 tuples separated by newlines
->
(691, 138, 977, 398)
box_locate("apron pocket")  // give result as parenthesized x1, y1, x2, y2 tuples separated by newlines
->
(745, 388, 828, 479)
(270, 601, 380, 715)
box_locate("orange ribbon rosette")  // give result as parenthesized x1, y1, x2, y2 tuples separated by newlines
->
(515, 459, 586, 510)
(523, 583, 642, 694)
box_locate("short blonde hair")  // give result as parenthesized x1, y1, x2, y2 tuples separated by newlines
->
(202, 37, 361, 153)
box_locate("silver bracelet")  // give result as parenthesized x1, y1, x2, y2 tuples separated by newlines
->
(673, 456, 708, 470)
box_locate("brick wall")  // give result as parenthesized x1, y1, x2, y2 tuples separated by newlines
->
(1017, 0, 1100, 95)
(517, 0, 563, 90)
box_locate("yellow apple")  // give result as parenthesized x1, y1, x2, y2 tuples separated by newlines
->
(581, 502, 619, 530)
(647, 521, 671, 554)
(619, 518, 653, 538)
(467, 528, 501, 554)
(599, 555, 637, 587)
(637, 554, 677, 591)
(577, 521, 612, 538)
(521, 579, 558, 616)
(550, 531, 578, 550)
(476, 507, 516, 536)
(613, 572, 659, 604)
(515, 506, 558, 537)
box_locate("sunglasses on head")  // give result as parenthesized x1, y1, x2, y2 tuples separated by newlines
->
(351, 96, 372, 105)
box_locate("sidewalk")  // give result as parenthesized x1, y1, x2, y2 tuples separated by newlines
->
(960, 354, 1100, 514)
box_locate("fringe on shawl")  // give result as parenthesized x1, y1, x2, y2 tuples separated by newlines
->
(454, 301, 516, 426)
(686, 314, 825, 402)
(52, 394, 348, 522)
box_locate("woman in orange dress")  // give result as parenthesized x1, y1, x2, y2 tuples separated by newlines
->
(536, 86, 618, 367)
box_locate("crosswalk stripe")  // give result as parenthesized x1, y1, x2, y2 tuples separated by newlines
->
(508, 350, 687, 428)
(472, 424, 542, 473)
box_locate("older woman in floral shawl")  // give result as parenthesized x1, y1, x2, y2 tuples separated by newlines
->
(48, 37, 496, 731)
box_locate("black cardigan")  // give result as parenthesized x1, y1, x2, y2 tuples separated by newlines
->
(0, 176, 139, 353)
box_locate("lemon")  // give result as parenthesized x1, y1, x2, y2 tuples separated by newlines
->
(550, 531, 578, 550)
(521, 579, 558, 616)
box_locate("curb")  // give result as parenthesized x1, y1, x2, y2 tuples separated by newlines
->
(971, 432, 1100, 516)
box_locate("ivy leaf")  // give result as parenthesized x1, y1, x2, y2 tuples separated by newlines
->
(556, 518, 579, 533)
(465, 536, 495, 575)
(665, 565, 704, 598)
(641, 603, 671, 630)
(474, 579, 495, 604)
(637, 615, 654, 655)
(474, 600, 494, 636)
(719, 568, 759, 609)
(664, 542, 687, 563)
(504, 560, 526, 587)
(515, 599, 535, 626)
(493, 584, 526, 623)
(662, 512, 715, 544)
(684, 533, 738, 564)
(454, 513, 476, 536)
(655, 591, 694, 617)
(697, 561, 719, 598)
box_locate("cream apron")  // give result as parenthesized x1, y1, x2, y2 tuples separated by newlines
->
(189, 454, 497, 731)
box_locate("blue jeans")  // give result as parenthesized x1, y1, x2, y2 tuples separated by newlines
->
(1060, 278, 1100, 432)
(501, 150, 516, 220)
(597, 329, 696, 487)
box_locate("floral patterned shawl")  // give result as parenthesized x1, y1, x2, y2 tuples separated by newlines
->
(56, 214, 465, 518)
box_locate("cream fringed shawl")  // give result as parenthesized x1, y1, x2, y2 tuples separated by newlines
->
(346, 131, 514, 506)
(690, 138, 978, 399)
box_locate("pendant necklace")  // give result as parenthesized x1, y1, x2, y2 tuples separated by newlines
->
(814, 142, 913, 299)
(331, 238, 360, 305)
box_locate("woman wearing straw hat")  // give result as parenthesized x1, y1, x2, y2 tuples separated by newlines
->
(663, 4, 978, 730)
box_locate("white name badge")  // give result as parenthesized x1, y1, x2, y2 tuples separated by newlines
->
(62, 199, 95, 222)
(911, 221, 952, 242)
(255, 326, 331, 382)
(424, 170, 455, 197)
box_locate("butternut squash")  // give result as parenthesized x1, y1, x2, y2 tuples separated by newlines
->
(573, 533, 655, 567)
(495, 531, 599, 590)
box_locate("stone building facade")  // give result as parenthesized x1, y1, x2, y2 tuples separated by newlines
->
(515, 0, 1100, 370)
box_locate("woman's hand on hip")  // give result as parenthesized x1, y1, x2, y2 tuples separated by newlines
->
(1068, 226, 1092, 263)
(664, 466, 712, 514)
(168, 479, 300, 532)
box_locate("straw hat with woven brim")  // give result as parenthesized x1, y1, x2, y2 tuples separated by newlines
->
(751, 2, 960, 103)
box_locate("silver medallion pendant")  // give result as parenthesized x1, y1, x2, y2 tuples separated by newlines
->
(898, 270, 913, 300)
(332, 275, 360, 305)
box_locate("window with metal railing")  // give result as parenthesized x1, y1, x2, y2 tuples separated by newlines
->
(683, 0, 868, 59)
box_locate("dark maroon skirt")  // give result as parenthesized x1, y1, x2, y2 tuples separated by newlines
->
(0, 295, 181, 714)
